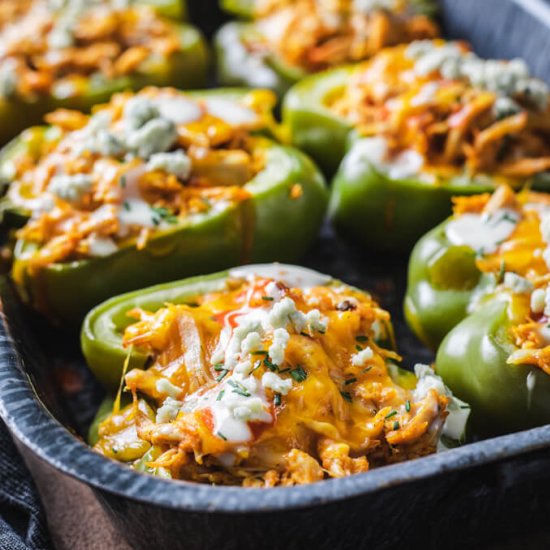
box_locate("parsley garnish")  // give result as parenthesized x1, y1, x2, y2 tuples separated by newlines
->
(216, 390, 225, 401)
(300, 331, 310, 337)
(393, 421, 399, 430)
(261, 296, 274, 301)
(362, 366, 373, 373)
(216, 369, 229, 382)
(263, 357, 278, 372)
(123, 201, 131, 211)
(355, 344, 363, 352)
(251, 350, 268, 356)
(290, 365, 307, 382)
(274, 393, 281, 406)
(228, 379, 251, 397)
(217, 431, 227, 441)
(405, 400, 411, 413)
(119, 175, 126, 188)
(340, 391, 352, 403)
(355, 335, 368, 343)
(213, 364, 225, 371)
(385, 410, 397, 419)
(345, 377, 357, 385)
(151, 206, 178, 225)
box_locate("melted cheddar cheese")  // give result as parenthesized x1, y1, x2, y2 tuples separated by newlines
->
(243, 0, 437, 74)
(94, 273, 459, 486)
(9, 87, 275, 272)
(330, 40, 550, 182)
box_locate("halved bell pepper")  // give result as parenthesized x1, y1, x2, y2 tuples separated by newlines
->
(284, 41, 550, 251)
(436, 297, 550, 436)
(0, 14, 207, 145)
(11, 129, 327, 323)
(405, 187, 550, 349)
(81, 263, 467, 467)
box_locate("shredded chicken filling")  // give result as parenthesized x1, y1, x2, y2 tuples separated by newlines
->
(95, 276, 450, 486)
(244, 0, 438, 73)
(330, 41, 550, 181)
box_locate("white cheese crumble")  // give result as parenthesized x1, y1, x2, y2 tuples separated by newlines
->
(503, 272, 534, 294)
(268, 328, 290, 366)
(531, 288, 546, 314)
(125, 118, 177, 159)
(352, 0, 398, 13)
(204, 97, 258, 126)
(262, 372, 293, 395)
(48, 173, 93, 203)
(155, 397, 182, 424)
(351, 346, 374, 367)
(240, 332, 263, 355)
(155, 378, 181, 399)
(146, 151, 191, 181)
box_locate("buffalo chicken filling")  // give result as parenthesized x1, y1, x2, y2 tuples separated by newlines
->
(95, 275, 462, 486)
(9, 87, 273, 272)
(0, 0, 182, 100)
(243, 0, 438, 74)
(331, 40, 550, 183)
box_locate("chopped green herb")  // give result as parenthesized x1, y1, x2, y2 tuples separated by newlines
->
(151, 216, 160, 227)
(251, 350, 268, 356)
(355, 344, 363, 352)
(263, 357, 278, 372)
(215, 369, 229, 382)
(393, 421, 399, 430)
(228, 379, 251, 397)
(123, 201, 131, 211)
(385, 410, 397, 419)
(217, 431, 227, 441)
(278, 367, 290, 374)
(405, 400, 411, 413)
(274, 393, 281, 406)
(355, 335, 368, 343)
(317, 328, 326, 334)
(362, 366, 373, 373)
(119, 175, 126, 188)
(290, 365, 307, 382)
(261, 296, 274, 301)
(151, 206, 178, 224)
(345, 377, 357, 385)
(340, 391, 352, 403)
(460, 405, 471, 409)
(213, 363, 225, 371)
(497, 260, 506, 283)
(216, 390, 225, 401)
(250, 361, 262, 374)
(300, 331, 310, 337)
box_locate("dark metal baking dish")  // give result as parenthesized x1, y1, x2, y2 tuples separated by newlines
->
(3, 0, 550, 549)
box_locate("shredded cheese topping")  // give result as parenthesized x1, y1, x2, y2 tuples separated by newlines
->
(94, 275, 456, 486)
(330, 40, 550, 182)
(243, 0, 438, 74)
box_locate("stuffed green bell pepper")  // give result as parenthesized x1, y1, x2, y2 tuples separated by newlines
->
(284, 39, 550, 250)
(215, 0, 439, 97)
(82, 263, 468, 484)
(0, 0, 207, 145)
(436, 282, 550, 436)
(8, 87, 327, 323)
(405, 185, 550, 349)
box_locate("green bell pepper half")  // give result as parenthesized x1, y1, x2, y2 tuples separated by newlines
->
(0, 21, 208, 145)
(214, 21, 308, 97)
(282, 66, 352, 176)
(13, 135, 327, 324)
(404, 218, 497, 350)
(435, 299, 550, 436)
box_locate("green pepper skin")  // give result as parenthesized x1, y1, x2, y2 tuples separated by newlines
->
(214, 22, 307, 98)
(404, 218, 495, 349)
(219, 0, 255, 18)
(328, 136, 497, 253)
(0, 22, 208, 145)
(436, 299, 550, 436)
(139, 0, 187, 20)
(14, 137, 327, 324)
(282, 67, 352, 176)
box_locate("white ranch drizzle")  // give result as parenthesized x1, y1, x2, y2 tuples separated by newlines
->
(445, 209, 520, 254)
